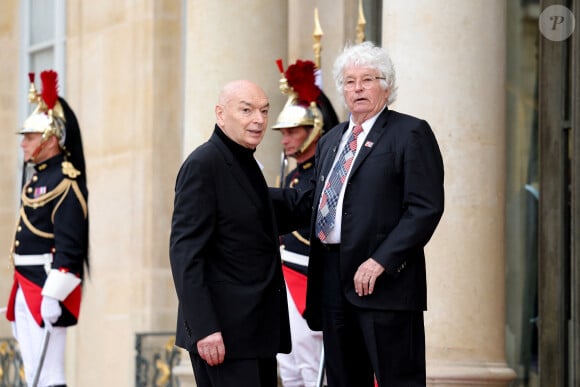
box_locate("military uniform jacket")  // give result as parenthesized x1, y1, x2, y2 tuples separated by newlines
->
(280, 158, 315, 316)
(280, 156, 315, 260)
(6, 154, 89, 327)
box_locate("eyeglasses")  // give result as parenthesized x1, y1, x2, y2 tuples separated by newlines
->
(343, 76, 386, 91)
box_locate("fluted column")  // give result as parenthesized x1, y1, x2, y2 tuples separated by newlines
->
(0, 0, 20, 333)
(183, 0, 288, 186)
(175, 1, 288, 384)
(66, 1, 184, 385)
(382, 1, 515, 385)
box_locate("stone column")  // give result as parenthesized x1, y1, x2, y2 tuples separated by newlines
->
(0, 1, 20, 337)
(66, 1, 184, 385)
(381, 1, 516, 385)
(174, 1, 288, 385)
(183, 0, 288, 186)
(287, 0, 349, 120)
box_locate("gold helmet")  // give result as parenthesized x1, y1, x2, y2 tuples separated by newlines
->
(20, 71, 66, 148)
(272, 59, 323, 156)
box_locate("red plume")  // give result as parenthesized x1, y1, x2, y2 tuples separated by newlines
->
(40, 70, 59, 110)
(285, 60, 320, 105)
(276, 58, 284, 74)
(28, 72, 35, 83)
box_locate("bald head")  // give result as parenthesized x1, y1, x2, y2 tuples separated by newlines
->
(218, 80, 266, 105)
(215, 80, 270, 149)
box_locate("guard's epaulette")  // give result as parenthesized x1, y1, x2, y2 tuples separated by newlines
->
(62, 161, 82, 179)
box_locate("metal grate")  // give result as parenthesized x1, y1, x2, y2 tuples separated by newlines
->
(135, 332, 180, 387)
(0, 337, 26, 387)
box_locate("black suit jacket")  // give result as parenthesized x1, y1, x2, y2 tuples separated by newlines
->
(272, 108, 444, 330)
(170, 128, 291, 357)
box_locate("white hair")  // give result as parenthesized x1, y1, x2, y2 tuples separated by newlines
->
(333, 41, 398, 106)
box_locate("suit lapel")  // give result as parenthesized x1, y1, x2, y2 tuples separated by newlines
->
(349, 108, 391, 177)
(320, 124, 348, 176)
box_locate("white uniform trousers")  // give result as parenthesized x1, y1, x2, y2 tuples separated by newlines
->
(277, 284, 324, 387)
(13, 286, 67, 387)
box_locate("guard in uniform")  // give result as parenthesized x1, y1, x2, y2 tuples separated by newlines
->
(5, 70, 89, 387)
(272, 59, 338, 387)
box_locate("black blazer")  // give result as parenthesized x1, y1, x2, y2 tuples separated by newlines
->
(170, 128, 291, 357)
(272, 108, 445, 330)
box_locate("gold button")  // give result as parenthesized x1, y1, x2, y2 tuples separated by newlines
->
(32, 175, 38, 182)
(14, 240, 20, 247)
(17, 226, 22, 232)
(27, 187, 33, 194)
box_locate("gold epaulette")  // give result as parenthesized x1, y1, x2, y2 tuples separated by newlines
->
(62, 161, 81, 179)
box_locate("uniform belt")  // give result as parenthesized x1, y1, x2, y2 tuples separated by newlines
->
(13, 253, 53, 266)
(280, 246, 309, 267)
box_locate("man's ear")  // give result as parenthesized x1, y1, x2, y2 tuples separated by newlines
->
(46, 134, 60, 150)
(215, 104, 224, 126)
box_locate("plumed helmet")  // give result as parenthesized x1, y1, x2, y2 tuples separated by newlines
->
(272, 60, 325, 156)
(20, 71, 67, 148)
(20, 70, 86, 178)
(272, 102, 318, 129)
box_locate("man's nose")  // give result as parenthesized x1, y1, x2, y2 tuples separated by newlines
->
(254, 110, 266, 124)
(353, 79, 365, 90)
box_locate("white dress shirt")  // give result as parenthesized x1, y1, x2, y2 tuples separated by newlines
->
(319, 106, 386, 243)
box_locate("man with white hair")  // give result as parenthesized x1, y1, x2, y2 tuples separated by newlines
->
(271, 42, 445, 386)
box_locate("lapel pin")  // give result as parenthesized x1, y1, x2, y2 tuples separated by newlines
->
(364, 141, 374, 148)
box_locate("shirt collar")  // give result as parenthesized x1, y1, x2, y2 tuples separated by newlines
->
(349, 104, 388, 134)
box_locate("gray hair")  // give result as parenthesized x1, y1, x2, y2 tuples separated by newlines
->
(333, 41, 398, 106)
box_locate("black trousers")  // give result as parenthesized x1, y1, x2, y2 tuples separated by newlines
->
(321, 249, 426, 387)
(189, 353, 277, 387)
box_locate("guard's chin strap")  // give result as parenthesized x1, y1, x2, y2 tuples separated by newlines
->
(294, 137, 317, 159)
(288, 149, 301, 158)
(29, 138, 48, 163)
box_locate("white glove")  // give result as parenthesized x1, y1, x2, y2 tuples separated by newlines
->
(11, 322, 18, 340)
(41, 296, 62, 325)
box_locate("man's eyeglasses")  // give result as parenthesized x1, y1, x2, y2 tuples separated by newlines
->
(343, 76, 386, 91)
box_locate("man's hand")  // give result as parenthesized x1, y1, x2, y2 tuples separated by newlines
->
(40, 296, 62, 327)
(354, 258, 385, 296)
(197, 332, 226, 366)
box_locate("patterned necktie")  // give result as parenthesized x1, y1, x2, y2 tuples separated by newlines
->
(316, 125, 363, 241)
